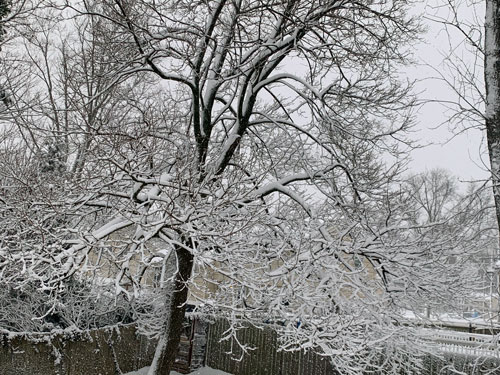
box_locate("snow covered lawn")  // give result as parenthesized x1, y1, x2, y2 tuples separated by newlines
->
(125, 367, 233, 375)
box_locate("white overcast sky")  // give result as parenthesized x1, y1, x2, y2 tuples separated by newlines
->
(408, 0, 488, 182)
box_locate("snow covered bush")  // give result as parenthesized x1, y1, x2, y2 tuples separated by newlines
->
(0, 277, 134, 332)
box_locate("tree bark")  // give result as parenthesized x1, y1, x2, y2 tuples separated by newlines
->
(485, 0, 500, 237)
(148, 247, 194, 375)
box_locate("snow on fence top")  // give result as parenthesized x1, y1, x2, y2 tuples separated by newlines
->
(421, 328, 500, 358)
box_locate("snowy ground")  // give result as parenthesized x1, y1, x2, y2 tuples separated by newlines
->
(125, 367, 233, 375)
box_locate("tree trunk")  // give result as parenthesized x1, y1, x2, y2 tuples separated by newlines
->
(148, 247, 194, 375)
(485, 0, 500, 238)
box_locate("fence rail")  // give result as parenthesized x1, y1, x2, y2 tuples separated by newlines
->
(421, 328, 500, 359)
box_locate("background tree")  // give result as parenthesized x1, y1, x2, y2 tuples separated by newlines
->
(485, 0, 500, 239)
(0, 0, 10, 106)
(406, 168, 458, 223)
(403, 168, 498, 318)
(0, 4, 141, 331)
(426, 0, 500, 239)
(424, 2, 500, 326)
(1, 0, 43, 110)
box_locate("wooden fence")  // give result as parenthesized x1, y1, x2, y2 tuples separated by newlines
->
(0, 324, 155, 375)
(3, 317, 500, 375)
(205, 319, 336, 375)
(205, 319, 500, 375)
(0, 318, 208, 375)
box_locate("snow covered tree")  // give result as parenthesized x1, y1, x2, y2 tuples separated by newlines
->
(0, 4, 155, 332)
(485, 0, 500, 239)
(427, 0, 500, 239)
(403, 169, 498, 317)
(0, 1, 489, 374)
(422, 4, 500, 328)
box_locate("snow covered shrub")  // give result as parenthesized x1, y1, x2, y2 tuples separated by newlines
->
(0, 277, 134, 333)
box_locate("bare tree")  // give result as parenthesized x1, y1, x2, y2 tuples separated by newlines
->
(0, 0, 11, 107)
(484, 0, 500, 241)
(426, 0, 500, 240)
(406, 168, 459, 223)
(403, 169, 498, 317)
